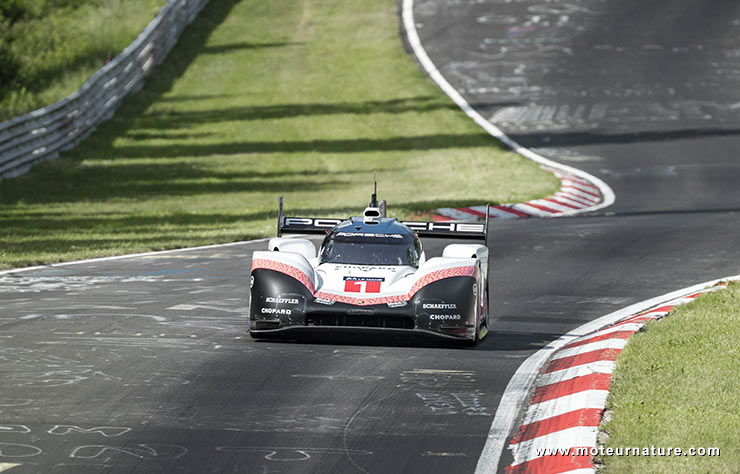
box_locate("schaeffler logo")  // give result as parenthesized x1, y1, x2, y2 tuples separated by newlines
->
(422, 303, 458, 310)
(266, 297, 299, 305)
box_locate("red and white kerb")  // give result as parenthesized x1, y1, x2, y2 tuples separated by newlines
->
(432, 168, 603, 221)
(505, 283, 731, 474)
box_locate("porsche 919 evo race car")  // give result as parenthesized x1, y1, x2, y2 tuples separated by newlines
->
(249, 190, 490, 344)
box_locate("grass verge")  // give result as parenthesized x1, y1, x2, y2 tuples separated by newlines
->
(0, 0, 166, 121)
(0, 0, 560, 269)
(599, 281, 740, 473)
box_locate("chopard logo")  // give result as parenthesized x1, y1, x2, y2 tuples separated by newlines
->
(429, 314, 462, 321)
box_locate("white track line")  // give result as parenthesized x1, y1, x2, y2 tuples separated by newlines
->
(0, 238, 272, 275)
(401, 0, 615, 218)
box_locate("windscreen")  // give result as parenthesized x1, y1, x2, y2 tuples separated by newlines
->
(319, 232, 418, 266)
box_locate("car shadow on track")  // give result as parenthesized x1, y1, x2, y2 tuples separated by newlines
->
(251, 330, 563, 352)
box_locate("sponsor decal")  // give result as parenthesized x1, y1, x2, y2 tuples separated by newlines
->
(430, 314, 462, 321)
(344, 276, 384, 293)
(472, 283, 477, 298)
(261, 308, 292, 315)
(387, 301, 408, 308)
(284, 217, 341, 228)
(334, 265, 397, 272)
(401, 221, 485, 234)
(315, 298, 335, 305)
(250, 275, 254, 289)
(336, 232, 403, 239)
(265, 297, 299, 305)
(422, 303, 458, 310)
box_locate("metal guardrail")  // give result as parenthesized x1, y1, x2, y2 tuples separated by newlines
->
(0, 0, 210, 180)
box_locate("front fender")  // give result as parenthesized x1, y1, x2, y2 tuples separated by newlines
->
(411, 272, 479, 335)
(250, 252, 316, 330)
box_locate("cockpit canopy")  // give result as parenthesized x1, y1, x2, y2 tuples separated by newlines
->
(319, 218, 422, 267)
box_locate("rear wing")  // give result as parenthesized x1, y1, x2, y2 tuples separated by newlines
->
(401, 217, 488, 242)
(276, 197, 489, 244)
(276, 197, 342, 236)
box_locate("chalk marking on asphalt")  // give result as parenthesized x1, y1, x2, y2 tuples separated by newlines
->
(401, 0, 615, 217)
(422, 452, 468, 457)
(166, 304, 247, 313)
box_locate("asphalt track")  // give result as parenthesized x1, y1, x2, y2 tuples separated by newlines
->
(2, 0, 740, 473)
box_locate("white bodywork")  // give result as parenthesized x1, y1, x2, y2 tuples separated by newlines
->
(259, 237, 488, 300)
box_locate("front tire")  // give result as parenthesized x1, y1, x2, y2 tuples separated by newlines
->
(466, 279, 482, 347)
(467, 272, 489, 347)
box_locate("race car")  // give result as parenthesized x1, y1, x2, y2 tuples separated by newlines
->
(249, 190, 490, 344)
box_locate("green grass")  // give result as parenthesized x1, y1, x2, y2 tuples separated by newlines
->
(0, 0, 559, 269)
(0, 0, 167, 120)
(599, 282, 740, 473)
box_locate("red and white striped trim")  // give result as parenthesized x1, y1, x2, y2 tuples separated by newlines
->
(505, 282, 733, 474)
(252, 258, 316, 293)
(432, 168, 603, 222)
(315, 265, 477, 306)
(252, 258, 476, 306)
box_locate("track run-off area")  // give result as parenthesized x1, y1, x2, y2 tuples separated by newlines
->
(2, 0, 740, 473)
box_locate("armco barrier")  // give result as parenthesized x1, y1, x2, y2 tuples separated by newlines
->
(0, 0, 210, 180)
